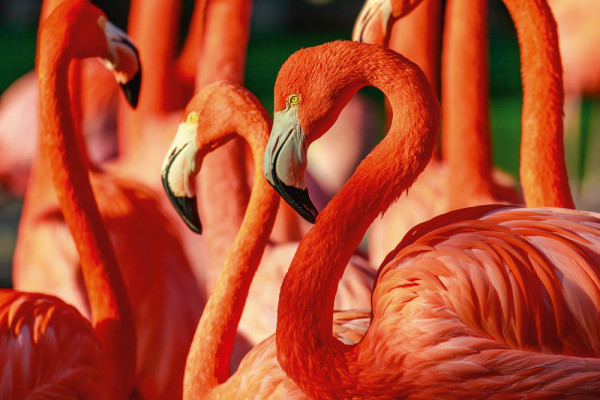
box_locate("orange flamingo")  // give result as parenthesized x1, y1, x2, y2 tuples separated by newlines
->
(265, 40, 600, 399)
(355, 0, 572, 265)
(160, 81, 372, 398)
(0, 2, 138, 397)
(13, 1, 204, 398)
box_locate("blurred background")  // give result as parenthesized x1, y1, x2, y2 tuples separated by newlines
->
(0, 0, 597, 288)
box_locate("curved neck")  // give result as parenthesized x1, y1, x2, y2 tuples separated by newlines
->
(441, 0, 493, 207)
(183, 90, 278, 398)
(503, 0, 573, 208)
(197, 0, 254, 289)
(276, 48, 439, 397)
(38, 19, 135, 399)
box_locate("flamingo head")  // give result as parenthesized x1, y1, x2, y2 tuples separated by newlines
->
(264, 41, 373, 223)
(43, 2, 142, 108)
(352, 0, 423, 44)
(161, 108, 204, 234)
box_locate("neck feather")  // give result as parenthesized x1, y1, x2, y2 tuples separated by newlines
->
(276, 47, 440, 397)
(503, 0, 573, 208)
(38, 25, 135, 399)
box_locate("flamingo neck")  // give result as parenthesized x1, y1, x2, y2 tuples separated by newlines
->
(503, 0, 573, 208)
(197, 0, 254, 290)
(38, 21, 135, 399)
(183, 92, 278, 398)
(441, 0, 493, 207)
(117, 0, 182, 166)
(276, 48, 440, 398)
(389, 0, 441, 95)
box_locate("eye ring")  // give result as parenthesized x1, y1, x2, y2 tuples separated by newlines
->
(187, 112, 199, 123)
(288, 94, 300, 106)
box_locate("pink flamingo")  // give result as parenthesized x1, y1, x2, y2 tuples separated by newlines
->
(0, 2, 138, 397)
(13, 1, 204, 398)
(266, 40, 600, 399)
(161, 80, 372, 398)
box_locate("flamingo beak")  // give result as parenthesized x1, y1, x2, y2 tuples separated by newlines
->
(263, 107, 318, 223)
(352, 0, 393, 44)
(99, 19, 142, 108)
(161, 118, 202, 233)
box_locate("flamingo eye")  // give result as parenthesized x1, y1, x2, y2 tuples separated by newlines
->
(288, 94, 300, 106)
(187, 112, 199, 123)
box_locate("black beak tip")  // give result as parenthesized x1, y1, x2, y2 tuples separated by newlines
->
(269, 172, 318, 224)
(172, 195, 202, 234)
(162, 173, 202, 234)
(121, 67, 141, 109)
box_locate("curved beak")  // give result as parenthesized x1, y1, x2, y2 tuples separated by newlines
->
(263, 107, 318, 223)
(100, 20, 142, 108)
(161, 119, 202, 233)
(352, 0, 393, 44)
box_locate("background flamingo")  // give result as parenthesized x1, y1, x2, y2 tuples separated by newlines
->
(0, 3, 139, 397)
(355, 0, 571, 266)
(13, 1, 204, 398)
(266, 40, 600, 399)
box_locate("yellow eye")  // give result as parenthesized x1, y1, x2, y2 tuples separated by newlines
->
(289, 94, 300, 105)
(187, 112, 199, 123)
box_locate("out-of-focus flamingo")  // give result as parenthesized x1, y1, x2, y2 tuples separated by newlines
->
(13, 1, 204, 398)
(160, 81, 372, 398)
(0, 3, 138, 397)
(265, 40, 600, 399)
(355, 0, 571, 265)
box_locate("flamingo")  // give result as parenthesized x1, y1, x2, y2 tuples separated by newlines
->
(0, 0, 121, 195)
(355, 0, 571, 265)
(160, 80, 372, 398)
(265, 40, 600, 399)
(0, 2, 139, 397)
(13, 1, 204, 398)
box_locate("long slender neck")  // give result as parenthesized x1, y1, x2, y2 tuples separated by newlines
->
(389, 0, 441, 95)
(276, 46, 440, 398)
(38, 23, 135, 399)
(183, 91, 278, 398)
(118, 0, 182, 163)
(441, 0, 493, 208)
(174, 0, 207, 86)
(387, 0, 441, 157)
(197, 0, 253, 290)
(502, 0, 573, 208)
